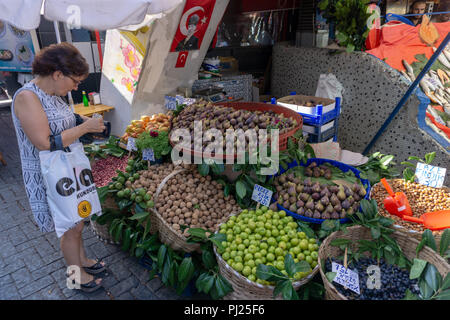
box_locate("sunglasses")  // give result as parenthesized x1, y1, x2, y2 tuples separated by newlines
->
(66, 74, 83, 86)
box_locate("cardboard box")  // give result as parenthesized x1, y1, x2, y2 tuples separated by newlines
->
(219, 56, 239, 73)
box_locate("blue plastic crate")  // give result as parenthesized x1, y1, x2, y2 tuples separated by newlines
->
(300, 97, 341, 126)
(272, 158, 371, 224)
(306, 125, 338, 143)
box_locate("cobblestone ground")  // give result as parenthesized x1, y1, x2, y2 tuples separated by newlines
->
(0, 107, 207, 300)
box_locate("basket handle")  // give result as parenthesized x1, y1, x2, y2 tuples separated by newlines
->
(153, 168, 186, 204)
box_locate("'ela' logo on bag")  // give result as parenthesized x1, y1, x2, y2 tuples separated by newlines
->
(56, 167, 95, 197)
(77, 200, 92, 218)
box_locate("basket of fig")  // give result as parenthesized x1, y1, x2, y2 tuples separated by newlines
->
(213, 207, 320, 300)
(270, 158, 371, 224)
(318, 223, 450, 300)
(153, 168, 241, 253)
(370, 178, 450, 246)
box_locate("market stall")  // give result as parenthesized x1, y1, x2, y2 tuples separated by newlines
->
(1, 0, 448, 301)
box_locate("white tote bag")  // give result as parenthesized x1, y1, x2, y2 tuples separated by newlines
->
(39, 142, 102, 237)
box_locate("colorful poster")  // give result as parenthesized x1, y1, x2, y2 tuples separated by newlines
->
(0, 20, 36, 72)
(170, 0, 216, 52)
(102, 28, 149, 104)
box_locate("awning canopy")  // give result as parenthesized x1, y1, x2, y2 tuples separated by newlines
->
(0, 0, 182, 31)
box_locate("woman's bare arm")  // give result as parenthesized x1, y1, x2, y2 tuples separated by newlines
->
(14, 90, 104, 151)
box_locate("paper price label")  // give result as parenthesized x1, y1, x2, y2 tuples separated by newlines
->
(126, 137, 137, 151)
(142, 148, 155, 161)
(251, 184, 273, 207)
(332, 262, 360, 294)
(415, 163, 446, 188)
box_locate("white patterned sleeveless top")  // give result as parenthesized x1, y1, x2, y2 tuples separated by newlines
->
(11, 81, 77, 233)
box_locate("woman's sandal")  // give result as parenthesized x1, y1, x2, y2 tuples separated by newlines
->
(66, 274, 104, 293)
(84, 260, 107, 275)
(76, 276, 104, 293)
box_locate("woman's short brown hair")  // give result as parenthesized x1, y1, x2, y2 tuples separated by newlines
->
(32, 42, 89, 77)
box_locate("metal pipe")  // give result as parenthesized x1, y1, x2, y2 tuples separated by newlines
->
(363, 32, 450, 156)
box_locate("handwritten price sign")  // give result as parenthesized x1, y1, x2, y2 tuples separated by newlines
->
(415, 163, 446, 188)
(251, 184, 273, 207)
(332, 262, 360, 294)
(126, 137, 137, 152)
(142, 148, 155, 162)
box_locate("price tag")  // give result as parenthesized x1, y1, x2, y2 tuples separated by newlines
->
(415, 162, 446, 188)
(332, 262, 360, 294)
(126, 137, 137, 151)
(142, 148, 155, 161)
(251, 184, 273, 207)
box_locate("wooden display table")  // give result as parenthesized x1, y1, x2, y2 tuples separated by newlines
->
(74, 103, 115, 117)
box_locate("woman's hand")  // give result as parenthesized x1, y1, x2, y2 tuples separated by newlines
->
(82, 117, 105, 133)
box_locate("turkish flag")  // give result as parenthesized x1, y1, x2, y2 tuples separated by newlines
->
(175, 51, 189, 68)
(170, 0, 216, 52)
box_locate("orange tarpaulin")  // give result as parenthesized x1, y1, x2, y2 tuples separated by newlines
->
(366, 21, 450, 72)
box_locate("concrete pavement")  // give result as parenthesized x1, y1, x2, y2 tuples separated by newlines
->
(0, 107, 204, 300)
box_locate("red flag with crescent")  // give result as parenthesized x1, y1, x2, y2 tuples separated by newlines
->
(170, 0, 216, 52)
(175, 51, 189, 68)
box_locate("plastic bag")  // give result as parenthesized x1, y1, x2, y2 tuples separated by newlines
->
(39, 143, 102, 237)
(315, 73, 344, 102)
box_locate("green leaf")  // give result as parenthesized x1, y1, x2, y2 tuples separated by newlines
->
(121, 227, 132, 251)
(321, 220, 336, 231)
(256, 264, 287, 282)
(296, 221, 316, 239)
(224, 184, 231, 197)
(436, 289, 450, 300)
(423, 263, 440, 293)
(404, 289, 418, 300)
(235, 180, 247, 199)
(424, 152, 436, 165)
(187, 228, 207, 239)
(196, 273, 215, 294)
(439, 229, 450, 257)
(128, 210, 150, 221)
(114, 222, 124, 243)
(416, 238, 427, 258)
(279, 280, 299, 300)
(326, 272, 337, 283)
(202, 250, 216, 270)
(211, 163, 225, 175)
(161, 257, 172, 285)
(178, 257, 195, 283)
(442, 273, 450, 290)
(284, 254, 296, 277)
(419, 278, 433, 299)
(214, 274, 233, 299)
(117, 199, 133, 211)
(198, 163, 210, 176)
(157, 245, 167, 270)
(407, 156, 421, 162)
(422, 230, 437, 252)
(330, 239, 352, 247)
(371, 227, 381, 240)
(410, 258, 427, 280)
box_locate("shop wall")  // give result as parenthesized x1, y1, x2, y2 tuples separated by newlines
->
(271, 43, 450, 181)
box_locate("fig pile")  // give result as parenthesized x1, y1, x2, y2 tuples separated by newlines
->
(270, 172, 367, 220)
(171, 100, 298, 151)
(304, 161, 332, 179)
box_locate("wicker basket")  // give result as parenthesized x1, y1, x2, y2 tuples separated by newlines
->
(212, 212, 319, 300)
(170, 102, 303, 162)
(151, 169, 202, 253)
(213, 245, 319, 300)
(370, 179, 449, 246)
(318, 225, 450, 300)
(90, 195, 120, 245)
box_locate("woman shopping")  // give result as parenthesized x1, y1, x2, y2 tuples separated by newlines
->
(11, 42, 106, 293)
